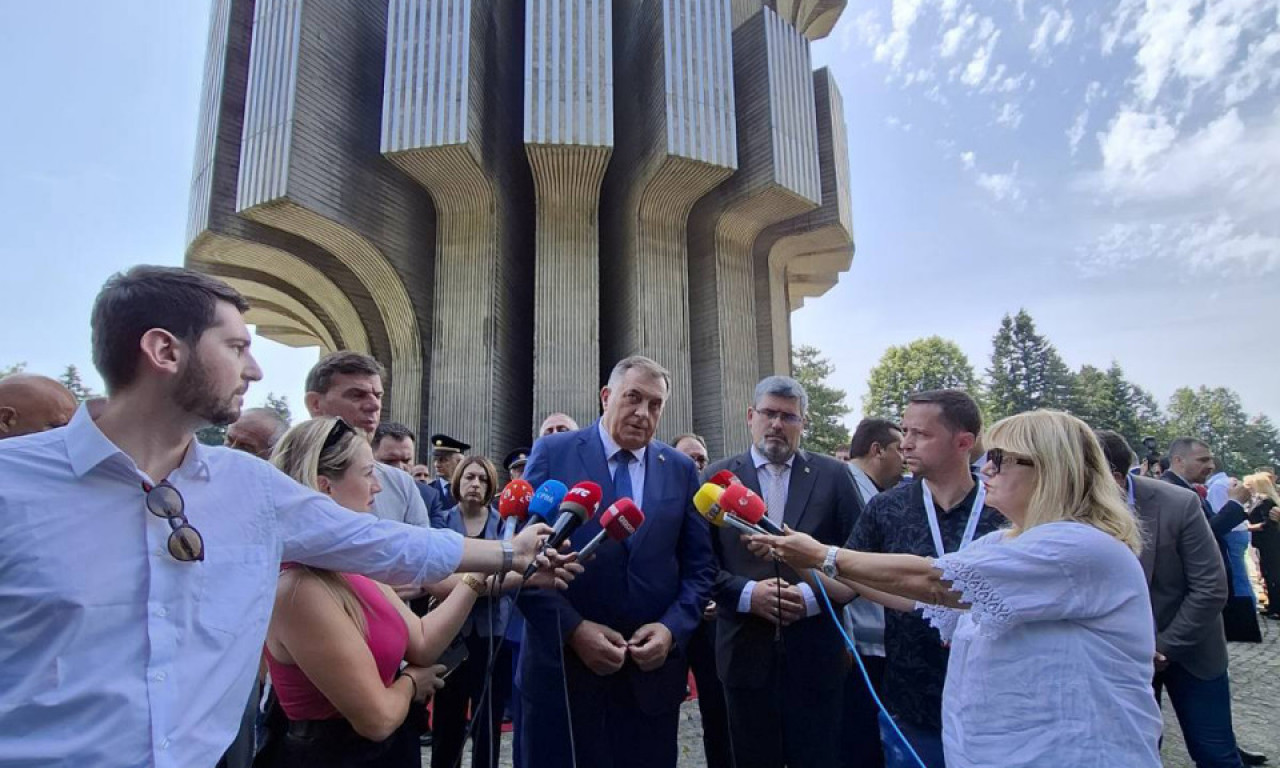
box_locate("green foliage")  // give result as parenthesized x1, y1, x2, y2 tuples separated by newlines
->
(1165, 387, 1279, 474)
(263, 392, 292, 425)
(791, 345, 850, 456)
(1, 362, 26, 378)
(195, 425, 227, 446)
(863, 336, 978, 423)
(58, 364, 97, 403)
(984, 309, 1074, 422)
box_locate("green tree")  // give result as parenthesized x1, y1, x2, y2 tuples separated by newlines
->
(1067, 362, 1166, 451)
(1, 362, 26, 378)
(863, 337, 978, 423)
(264, 392, 293, 425)
(58, 364, 97, 403)
(984, 309, 1074, 421)
(791, 345, 850, 456)
(195, 424, 227, 446)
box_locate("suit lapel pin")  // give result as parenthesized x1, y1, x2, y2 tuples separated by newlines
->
(804, 466, 810, 474)
(659, 454, 666, 462)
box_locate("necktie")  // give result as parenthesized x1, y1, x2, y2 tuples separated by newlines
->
(766, 463, 788, 527)
(613, 450, 634, 501)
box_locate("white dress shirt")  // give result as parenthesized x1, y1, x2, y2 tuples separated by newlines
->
(920, 523, 1162, 768)
(737, 447, 819, 617)
(597, 422, 646, 511)
(0, 403, 464, 768)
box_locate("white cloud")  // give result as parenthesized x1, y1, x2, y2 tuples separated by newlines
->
(976, 169, 1024, 207)
(962, 29, 1000, 86)
(1223, 29, 1280, 105)
(939, 9, 977, 58)
(1078, 215, 1280, 275)
(875, 0, 928, 71)
(1067, 110, 1089, 154)
(996, 101, 1024, 128)
(1030, 8, 1075, 62)
(1096, 109, 1177, 182)
(960, 150, 976, 169)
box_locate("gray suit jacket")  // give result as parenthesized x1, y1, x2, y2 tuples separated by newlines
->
(1132, 475, 1229, 679)
(704, 449, 860, 690)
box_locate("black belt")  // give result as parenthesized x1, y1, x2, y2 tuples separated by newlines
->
(286, 717, 353, 739)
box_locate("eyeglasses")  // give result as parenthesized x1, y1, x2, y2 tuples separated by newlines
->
(143, 481, 205, 562)
(755, 408, 803, 426)
(987, 447, 1035, 474)
(322, 418, 355, 453)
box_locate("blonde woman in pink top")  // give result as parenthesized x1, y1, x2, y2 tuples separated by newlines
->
(261, 417, 577, 767)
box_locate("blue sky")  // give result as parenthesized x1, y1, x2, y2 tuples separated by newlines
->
(1, 1, 1277, 429)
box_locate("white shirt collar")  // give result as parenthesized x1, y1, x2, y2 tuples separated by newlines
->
(66, 399, 212, 483)
(750, 445, 795, 471)
(597, 421, 647, 465)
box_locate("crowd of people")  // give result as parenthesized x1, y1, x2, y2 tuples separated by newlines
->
(1, 264, 1277, 768)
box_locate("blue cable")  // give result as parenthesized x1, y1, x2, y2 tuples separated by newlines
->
(810, 569, 928, 768)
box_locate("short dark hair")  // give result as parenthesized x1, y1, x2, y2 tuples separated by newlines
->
(672, 433, 707, 450)
(91, 266, 249, 393)
(1167, 437, 1208, 459)
(1095, 430, 1135, 476)
(849, 418, 902, 459)
(372, 421, 415, 450)
(907, 389, 982, 435)
(305, 351, 385, 395)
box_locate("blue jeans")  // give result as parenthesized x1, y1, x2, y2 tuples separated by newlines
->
(1155, 663, 1244, 768)
(881, 717, 945, 768)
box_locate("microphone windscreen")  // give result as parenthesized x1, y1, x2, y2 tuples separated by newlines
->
(529, 480, 568, 521)
(708, 470, 738, 488)
(497, 479, 534, 521)
(693, 483, 725, 519)
(559, 481, 603, 522)
(603, 498, 644, 541)
(720, 483, 767, 525)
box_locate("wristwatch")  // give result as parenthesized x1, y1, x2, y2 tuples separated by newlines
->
(501, 540, 514, 573)
(821, 546, 840, 578)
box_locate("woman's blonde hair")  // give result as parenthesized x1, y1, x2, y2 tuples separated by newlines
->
(1244, 473, 1280, 507)
(986, 410, 1143, 555)
(270, 417, 371, 634)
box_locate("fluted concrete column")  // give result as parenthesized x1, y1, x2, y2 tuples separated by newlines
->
(234, 0, 436, 436)
(525, 0, 614, 429)
(186, 0, 384, 362)
(601, 0, 737, 441)
(754, 68, 853, 378)
(382, 0, 535, 458)
(687, 7, 820, 457)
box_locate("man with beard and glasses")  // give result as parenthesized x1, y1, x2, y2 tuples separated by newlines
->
(0, 266, 570, 768)
(703, 376, 860, 768)
(846, 389, 1003, 768)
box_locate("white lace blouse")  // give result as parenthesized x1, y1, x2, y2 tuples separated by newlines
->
(919, 522, 1163, 768)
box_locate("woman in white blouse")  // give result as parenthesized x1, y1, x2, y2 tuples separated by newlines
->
(751, 409, 1162, 768)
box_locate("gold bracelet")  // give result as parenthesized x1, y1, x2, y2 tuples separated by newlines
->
(461, 574, 487, 596)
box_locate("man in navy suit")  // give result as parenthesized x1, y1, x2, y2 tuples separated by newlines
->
(517, 355, 715, 768)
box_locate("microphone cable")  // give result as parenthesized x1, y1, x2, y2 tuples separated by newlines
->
(811, 571, 928, 768)
(771, 553, 786, 763)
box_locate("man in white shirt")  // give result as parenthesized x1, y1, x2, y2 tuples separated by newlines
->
(0, 266, 564, 768)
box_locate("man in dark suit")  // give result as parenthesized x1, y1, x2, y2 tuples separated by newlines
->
(1161, 436, 1266, 767)
(517, 356, 715, 768)
(429, 433, 469, 508)
(703, 375, 860, 768)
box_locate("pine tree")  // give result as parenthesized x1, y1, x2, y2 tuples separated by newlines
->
(58, 364, 97, 403)
(1, 362, 26, 378)
(264, 392, 292, 425)
(984, 309, 1074, 421)
(791, 345, 850, 456)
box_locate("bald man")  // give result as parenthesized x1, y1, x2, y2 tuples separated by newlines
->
(225, 408, 289, 460)
(0, 374, 78, 439)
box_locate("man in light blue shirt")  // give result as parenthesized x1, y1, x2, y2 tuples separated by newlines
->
(0, 266, 563, 768)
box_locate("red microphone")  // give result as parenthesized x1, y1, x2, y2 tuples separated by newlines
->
(708, 470, 738, 488)
(720, 483, 782, 535)
(577, 499, 645, 559)
(497, 479, 534, 541)
(546, 481, 602, 550)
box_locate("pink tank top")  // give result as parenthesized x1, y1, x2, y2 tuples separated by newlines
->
(266, 569, 410, 721)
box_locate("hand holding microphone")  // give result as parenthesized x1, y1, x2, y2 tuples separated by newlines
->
(521, 481, 601, 579)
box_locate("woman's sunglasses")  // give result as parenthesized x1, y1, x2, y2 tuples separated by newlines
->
(987, 447, 1035, 474)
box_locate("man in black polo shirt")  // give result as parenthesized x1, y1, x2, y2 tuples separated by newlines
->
(846, 390, 1004, 768)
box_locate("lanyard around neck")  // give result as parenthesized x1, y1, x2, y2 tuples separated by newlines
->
(1126, 475, 1136, 509)
(921, 476, 986, 557)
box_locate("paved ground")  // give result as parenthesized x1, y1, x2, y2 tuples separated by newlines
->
(426, 618, 1279, 767)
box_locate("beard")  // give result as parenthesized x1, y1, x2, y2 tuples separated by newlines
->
(754, 434, 795, 464)
(175, 354, 242, 427)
